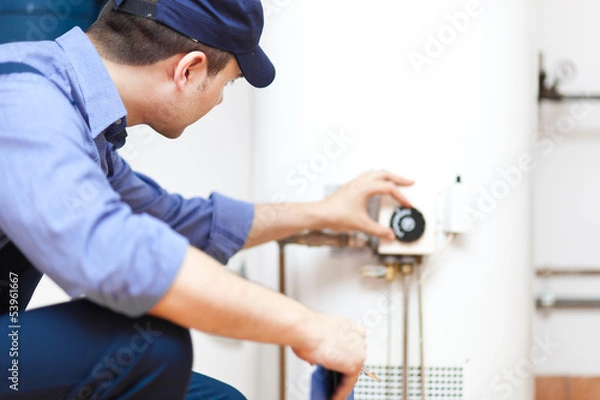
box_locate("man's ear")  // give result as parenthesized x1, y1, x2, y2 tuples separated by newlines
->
(173, 51, 208, 90)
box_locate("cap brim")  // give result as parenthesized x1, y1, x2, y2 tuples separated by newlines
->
(235, 47, 276, 89)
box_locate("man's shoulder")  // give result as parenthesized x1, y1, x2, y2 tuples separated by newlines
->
(0, 68, 70, 110)
(0, 38, 72, 95)
(0, 68, 87, 142)
(0, 39, 59, 71)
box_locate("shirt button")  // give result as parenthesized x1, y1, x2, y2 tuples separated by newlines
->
(115, 119, 123, 125)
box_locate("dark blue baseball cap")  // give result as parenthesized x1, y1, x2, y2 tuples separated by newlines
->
(113, 0, 275, 88)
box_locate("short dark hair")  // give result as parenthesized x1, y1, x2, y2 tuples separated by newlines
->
(87, 0, 233, 76)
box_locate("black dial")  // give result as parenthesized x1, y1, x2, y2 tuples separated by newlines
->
(390, 207, 426, 243)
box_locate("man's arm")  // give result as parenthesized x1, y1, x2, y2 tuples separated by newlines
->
(0, 78, 189, 317)
(108, 149, 253, 264)
(149, 245, 366, 400)
(244, 169, 414, 248)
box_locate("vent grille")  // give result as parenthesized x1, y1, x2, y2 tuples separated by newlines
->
(355, 365, 465, 400)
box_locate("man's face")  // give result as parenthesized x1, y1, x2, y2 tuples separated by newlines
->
(152, 57, 243, 139)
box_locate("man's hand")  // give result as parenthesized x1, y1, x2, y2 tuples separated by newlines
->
(316, 169, 414, 240)
(244, 169, 413, 247)
(151, 247, 367, 400)
(293, 313, 367, 400)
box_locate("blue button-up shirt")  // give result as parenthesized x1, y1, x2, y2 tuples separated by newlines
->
(0, 28, 254, 317)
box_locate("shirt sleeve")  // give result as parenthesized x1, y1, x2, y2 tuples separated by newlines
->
(0, 74, 188, 317)
(107, 149, 255, 265)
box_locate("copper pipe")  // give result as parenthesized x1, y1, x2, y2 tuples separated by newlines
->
(276, 231, 372, 400)
(279, 231, 371, 249)
(536, 268, 600, 277)
(386, 280, 393, 396)
(401, 265, 412, 400)
(278, 242, 286, 400)
(417, 265, 427, 400)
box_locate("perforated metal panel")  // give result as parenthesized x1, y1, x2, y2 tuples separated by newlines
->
(355, 365, 465, 400)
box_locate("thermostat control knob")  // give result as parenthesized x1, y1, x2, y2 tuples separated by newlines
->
(390, 207, 426, 243)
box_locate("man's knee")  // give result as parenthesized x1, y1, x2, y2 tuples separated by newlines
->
(136, 316, 193, 376)
(188, 372, 248, 399)
(218, 382, 247, 400)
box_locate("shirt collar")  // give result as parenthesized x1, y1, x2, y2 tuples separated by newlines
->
(55, 28, 128, 142)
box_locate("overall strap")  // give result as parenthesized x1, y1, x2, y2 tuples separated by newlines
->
(0, 62, 44, 76)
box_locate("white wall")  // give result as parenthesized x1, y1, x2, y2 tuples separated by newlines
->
(253, 0, 538, 399)
(534, 0, 600, 376)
